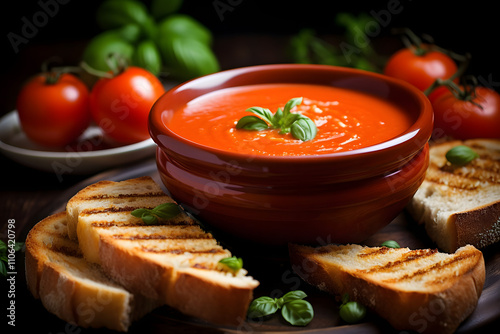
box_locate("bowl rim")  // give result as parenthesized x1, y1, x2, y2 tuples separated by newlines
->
(149, 64, 433, 163)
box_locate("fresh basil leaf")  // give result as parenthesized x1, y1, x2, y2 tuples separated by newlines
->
(152, 203, 181, 219)
(0, 261, 6, 277)
(248, 296, 279, 318)
(131, 203, 181, 225)
(131, 208, 150, 218)
(272, 107, 283, 127)
(381, 240, 400, 248)
(281, 299, 314, 326)
(279, 113, 301, 133)
(445, 145, 479, 166)
(236, 97, 317, 142)
(236, 115, 269, 131)
(291, 116, 317, 141)
(218, 256, 243, 272)
(14, 242, 24, 252)
(281, 290, 307, 304)
(283, 97, 303, 116)
(141, 213, 158, 225)
(339, 301, 366, 324)
(246, 107, 274, 125)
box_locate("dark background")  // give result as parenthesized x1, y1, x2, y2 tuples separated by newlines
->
(1, 2, 499, 332)
(1, 0, 499, 115)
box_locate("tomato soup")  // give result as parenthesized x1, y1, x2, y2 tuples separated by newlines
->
(166, 83, 412, 156)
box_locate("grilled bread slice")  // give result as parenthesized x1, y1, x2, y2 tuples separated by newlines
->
(289, 243, 485, 334)
(25, 212, 159, 331)
(65, 176, 259, 326)
(407, 139, 500, 252)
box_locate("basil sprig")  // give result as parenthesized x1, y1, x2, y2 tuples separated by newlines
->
(236, 97, 318, 141)
(131, 202, 181, 225)
(339, 293, 366, 324)
(247, 290, 314, 326)
(380, 240, 401, 248)
(218, 256, 243, 273)
(445, 145, 479, 166)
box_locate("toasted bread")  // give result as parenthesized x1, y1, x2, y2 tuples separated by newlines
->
(289, 243, 485, 334)
(407, 139, 500, 252)
(25, 212, 159, 331)
(65, 176, 259, 326)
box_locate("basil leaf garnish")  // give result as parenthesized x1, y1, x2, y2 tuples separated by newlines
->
(281, 299, 314, 326)
(247, 296, 279, 318)
(339, 301, 366, 324)
(339, 294, 366, 324)
(246, 107, 274, 124)
(218, 256, 243, 272)
(280, 290, 308, 304)
(131, 203, 181, 225)
(445, 145, 479, 166)
(247, 290, 313, 326)
(380, 240, 401, 248)
(236, 115, 269, 131)
(236, 97, 318, 141)
(291, 116, 318, 142)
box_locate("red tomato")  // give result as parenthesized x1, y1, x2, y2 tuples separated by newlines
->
(384, 46, 458, 91)
(89, 66, 165, 144)
(432, 86, 500, 139)
(16, 73, 90, 147)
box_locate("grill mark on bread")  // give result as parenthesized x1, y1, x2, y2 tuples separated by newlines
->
(358, 249, 438, 273)
(80, 192, 166, 201)
(426, 157, 500, 190)
(357, 247, 392, 258)
(90, 220, 194, 228)
(381, 252, 479, 284)
(111, 233, 213, 241)
(139, 246, 226, 255)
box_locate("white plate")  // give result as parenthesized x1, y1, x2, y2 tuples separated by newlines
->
(0, 111, 156, 176)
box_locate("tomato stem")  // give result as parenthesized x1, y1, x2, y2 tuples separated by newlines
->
(80, 61, 114, 79)
(424, 53, 483, 109)
(80, 53, 129, 79)
(42, 66, 83, 85)
(393, 28, 427, 56)
(424, 53, 473, 97)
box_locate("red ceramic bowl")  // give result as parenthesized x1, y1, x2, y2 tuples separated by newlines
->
(149, 64, 433, 245)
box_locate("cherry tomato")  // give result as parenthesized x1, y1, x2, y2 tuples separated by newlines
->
(432, 86, 500, 139)
(384, 46, 458, 91)
(89, 66, 165, 144)
(16, 73, 91, 147)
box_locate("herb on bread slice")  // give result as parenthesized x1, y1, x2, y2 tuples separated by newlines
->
(65, 176, 259, 326)
(407, 139, 500, 252)
(289, 243, 485, 334)
(25, 212, 159, 331)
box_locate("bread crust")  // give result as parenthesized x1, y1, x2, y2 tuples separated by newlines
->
(38, 261, 133, 331)
(289, 243, 485, 334)
(408, 138, 500, 252)
(67, 176, 259, 327)
(454, 201, 500, 249)
(25, 212, 159, 331)
(99, 233, 258, 326)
